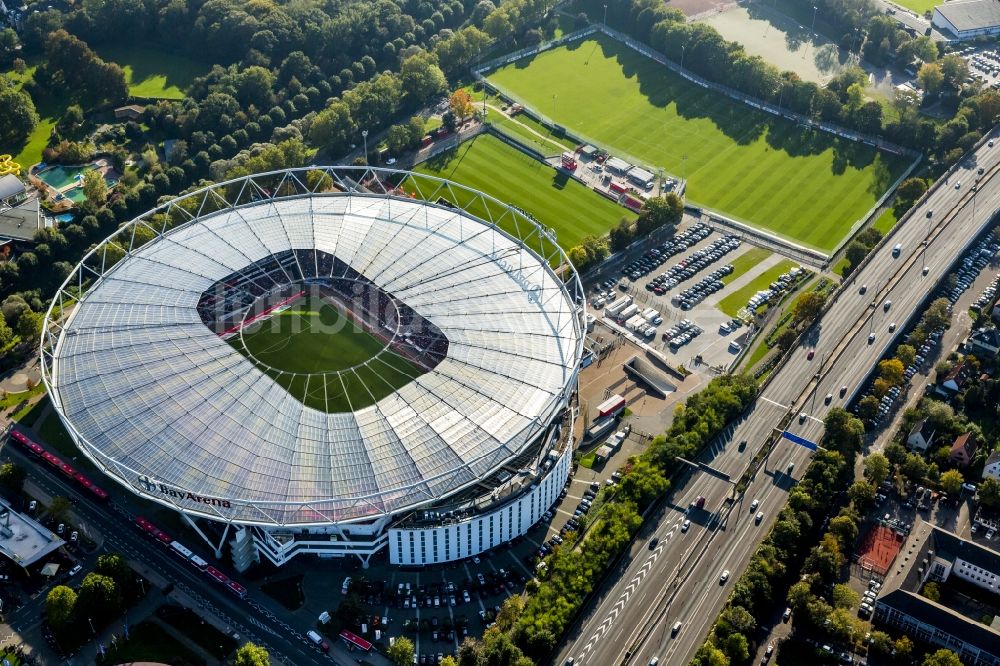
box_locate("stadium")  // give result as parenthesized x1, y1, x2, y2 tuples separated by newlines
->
(40, 167, 584, 570)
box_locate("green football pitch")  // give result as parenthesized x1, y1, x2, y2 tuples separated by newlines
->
(412, 132, 633, 252)
(486, 35, 913, 253)
(229, 295, 423, 412)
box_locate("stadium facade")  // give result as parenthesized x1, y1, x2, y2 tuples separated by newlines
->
(41, 167, 584, 570)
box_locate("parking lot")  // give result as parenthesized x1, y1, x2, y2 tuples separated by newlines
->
(269, 459, 630, 665)
(957, 45, 1000, 91)
(588, 221, 806, 372)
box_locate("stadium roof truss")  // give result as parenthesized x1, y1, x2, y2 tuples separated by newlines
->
(40, 167, 585, 528)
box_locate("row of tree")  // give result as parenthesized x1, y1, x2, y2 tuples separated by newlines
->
(46, 554, 138, 643)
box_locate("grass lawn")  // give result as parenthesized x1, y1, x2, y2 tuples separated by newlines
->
(412, 133, 632, 251)
(97, 620, 204, 666)
(94, 44, 206, 99)
(487, 35, 912, 252)
(716, 260, 798, 317)
(889, 0, 938, 13)
(722, 247, 772, 285)
(872, 207, 898, 235)
(488, 110, 577, 156)
(230, 295, 423, 413)
(578, 452, 596, 468)
(0, 382, 46, 409)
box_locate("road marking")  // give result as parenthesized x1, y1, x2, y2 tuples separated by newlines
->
(574, 520, 680, 663)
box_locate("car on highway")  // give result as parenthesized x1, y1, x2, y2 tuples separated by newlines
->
(750, 499, 759, 511)
(883, 300, 892, 311)
(859, 284, 867, 294)
(888, 322, 896, 332)
(681, 519, 690, 532)
(956, 181, 961, 189)
(783, 607, 792, 622)
(755, 511, 764, 524)
(719, 570, 730, 584)
(807, 349, 815, 360)
(923, 265, 929, 275)
(840, 385, 848, 397)
(868, 332, 876, 344)
(649, 537, 659, 550)
(892, 243, 901, 257)
(671, 621, 682, 636)
(825, 393, 833, 404)
(798, 412, 806, 423)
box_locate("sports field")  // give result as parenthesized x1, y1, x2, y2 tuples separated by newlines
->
(413, 132, 633, 251)
(888, 0, 938, 13)
(229, 295, 423, 412)
(487, 35, 912, 252)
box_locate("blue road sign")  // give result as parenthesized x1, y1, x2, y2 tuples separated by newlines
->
(782, 430, 818, 451)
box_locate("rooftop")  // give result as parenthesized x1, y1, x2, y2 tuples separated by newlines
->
(936, 0, 1000, 32)
(908, 418, 934, 441)
(0, 496, 65, 567)
(0, 198, 41, 242)
(0, 174, 24, 201)
(45, 168, 583, 527)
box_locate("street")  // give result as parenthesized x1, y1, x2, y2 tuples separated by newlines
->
(557, 133, 1000, 666)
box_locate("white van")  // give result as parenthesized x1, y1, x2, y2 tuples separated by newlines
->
(892, 243, 901, 257)
(306, 630, 329, 652)
(671, 621, 682, 636)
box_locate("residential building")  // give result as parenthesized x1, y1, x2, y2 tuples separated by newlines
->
(907, 419, 936, 453)
(114, 104, 145, 121)
(968, 327, 1000, 358)
(938, 362, 967, 395)
(933, 0, 1000, 40)
(0, 198, 42, 243)
(950, 432, 978, 467)
(984, 450, 1000, 482)
(874, 521, 1000, 666)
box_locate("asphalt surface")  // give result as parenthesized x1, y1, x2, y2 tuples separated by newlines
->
(557, 137, 1000, 666)
(1, 444, 355, 666)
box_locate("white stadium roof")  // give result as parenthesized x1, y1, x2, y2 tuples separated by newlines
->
(43, 168, 583, 526)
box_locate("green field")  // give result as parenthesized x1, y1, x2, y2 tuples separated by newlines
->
(488, 110, 576, 155)
(717, 260, 798, 317)
(487, 35, 911, 252)
(95, 44, 205, 99)
(889, 0, 938, 13)
(413, 133, 632, 251)
(722, 247, 772, 285)
(230, 295, 423, 412)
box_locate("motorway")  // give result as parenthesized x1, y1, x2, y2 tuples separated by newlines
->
(557, 136, 1000, 666)
(0, 443, 346, 666)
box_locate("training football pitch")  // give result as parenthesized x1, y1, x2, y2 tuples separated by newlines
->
(229, 295, 423, 412)
(412, 132, 633, 252)
(486, 35, 913, 252)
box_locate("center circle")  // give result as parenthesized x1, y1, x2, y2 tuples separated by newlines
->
(235, 280, 401, 377)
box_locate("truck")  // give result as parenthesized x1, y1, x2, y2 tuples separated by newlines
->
(597, 394, 626, 418)
(606, 295, 632, 317)
(642, 307, 659, 323)
(626, 314, 646, 331)
(691, 496, 706, 510)
(617, 304, 639, 321)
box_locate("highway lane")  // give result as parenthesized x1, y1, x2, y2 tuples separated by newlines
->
(559, 137, 1000, 666)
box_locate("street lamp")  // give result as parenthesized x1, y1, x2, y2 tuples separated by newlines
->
(680, 45, 686, 70)
(603, 3, 607, 29)
(361, 129, 368, 165)
(811, 6, 818, 35)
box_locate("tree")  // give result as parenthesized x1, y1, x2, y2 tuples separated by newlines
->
(895, 636, 914, 660)
(449, 89, 474, 121)
(939, 54, 970, 92)
(0, 462, 25, 494)
(848, 480, 876, 507)
(609, 218, 635, 251)
(77, 572, 121, 620)
(923, 298, 952, 331)
(61, 104, 84, 129)
(617, 459, 669, 509)
(95, 553, 130, 588)
(235, 643, 270, 666)
(921, 582, 941, 602)
(46, 585, 77, 628)
(828, 515, 859, 549)
(864, 453, 890, 486)
(401, 51, 447, 103)
(940, 469, 964, 495)
(897, 177, 928, 205)
(832, 583, 859, 609)
(387, 123, 414, 155)
(82, 169, 108, 206)
(902, 453, 929, 482)
(857, 395, 880, 421)
(17, 309, 42, 343)
(1, 295, 29, 328)
(48, 495, 72, 523)
(0, 80, 39, 144)
(722, 632, 749, 663)
(637, 194, 683, 235)
(775, 328, 798, 351)
(878, 358, 905, 386)
(237, 66, 274, 108)
(387, 637, 415, 666)
(979, 477, 1000, 508)
(793, 291, 826, 323)
(823, 408, 865, 454)
(923, 649, 962, 666)
(310, 100, 356, 154)
(918, 62, 944, 94)
(896, 344, 916, 368)
(0, 316, 12, 349)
